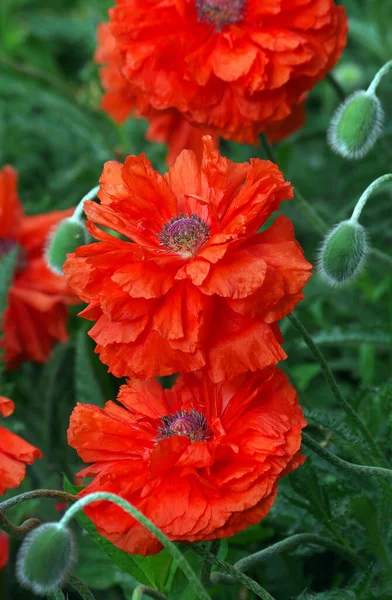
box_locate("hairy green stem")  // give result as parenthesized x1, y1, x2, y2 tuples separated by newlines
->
(188, 543, 276, 600)
(68, 573, 97, 600)
(73, 185, 100, 221)
(0, 490, 77, 513)
(303, 432, 392, 480)
(288, 313, 387, 467)
(200, 540, 220, 588)
(326, 73, 346, 101)
(260, 132, 392, 266)
(132, 586, 167, 600)
(60, 492, 211, 600)
(0, 512, 41, 537)
(208, 533, 362, 586)
(350, 174, 392, 222)
(367, 59, 392, 95)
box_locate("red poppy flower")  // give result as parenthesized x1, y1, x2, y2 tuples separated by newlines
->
(95, 22, 219, 165)
(0, 533, 8, 571)
(0, 396, 42, 495)
(64, 137, 311, 382)
(107, 0, 347, 143)
(68, 367, 306, 555)
(0, 166, 76, 367)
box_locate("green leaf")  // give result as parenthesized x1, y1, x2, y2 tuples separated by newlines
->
(63, 476, 172, 589)
(0, 247, 17, 366)
(74, 327, 107, 406)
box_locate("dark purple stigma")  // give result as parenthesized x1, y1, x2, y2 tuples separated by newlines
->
(157, 409, 211, 443)
(196, 0, 246, 31)
(158, 213, 210, 258)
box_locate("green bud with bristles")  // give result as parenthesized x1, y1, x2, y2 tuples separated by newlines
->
(318, 220, 368, 287)
(16, 523, 77, 595)
(45, 217, 89, 276)
(328, 90, 384, 160)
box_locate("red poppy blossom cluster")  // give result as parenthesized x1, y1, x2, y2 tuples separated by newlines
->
(64, 137, 311, 382)
(68, 368, 306, 555)
(0, 166, 76, 368)
(104, 0, 347, 143)
(0, 396, 42, 495)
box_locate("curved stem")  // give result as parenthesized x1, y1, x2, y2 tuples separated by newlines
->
(303, 432, 392, 480)
(261, 131, 392, 264)
(47, 591, 66, 600)
(73, 185, 100, 221)
(288, 313, 388, 467)
(350, 174, 392, 223)
(326, 73, 346, 101)
(132, 586, 167, 600)
(0, 490, 77, 513)
(68, 573, 97, 600)
(59, 492, 211, 600)
(367, 59, 392, 95)
(0, 512, 41, 537)
(209, 533, 362, 586)
(188, 543, 276, 600)
(200, 540, 220, 588)
(260, 133, 277, 163)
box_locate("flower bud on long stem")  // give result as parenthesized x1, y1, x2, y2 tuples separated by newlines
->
(327, 59, 392, 160)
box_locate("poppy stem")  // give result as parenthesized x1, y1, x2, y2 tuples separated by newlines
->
(59, 492, 212, 600)
(72, 185, 100, 221)
(303, 432, 392, 480)
(288, 313, 388, 467)
(326, 73, 346, 101)
(0, 490, 77, 514)
(47, 590, 66, 600)
(188, 543, 276, 600)
(68, 572, 97, 600)
(260, 133, 392, 267)
(350, 174, 392, 223)
(200, 540, 220, 588)
(132, 585, 168, 600)
(0, 513, 41, 538)
(204, 533, 363, 586)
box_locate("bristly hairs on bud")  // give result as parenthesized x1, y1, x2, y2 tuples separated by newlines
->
(327, 59, 392, 160)
(318, 174, 392, 287)
(45, 184, 100, 276)
(16, 522, 77, 596)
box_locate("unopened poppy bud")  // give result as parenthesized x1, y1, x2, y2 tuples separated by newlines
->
(327, 90, 384, 160)
(46, 217, 89, 276)
(16, 523, 77, 595)
(318, 220, 368, 287)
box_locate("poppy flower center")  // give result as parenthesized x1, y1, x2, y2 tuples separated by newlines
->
(196, 0, 245, 30)
(158, 213, 210, 258)
(0, 239, 26, 273)
(157, 409, 210, 443)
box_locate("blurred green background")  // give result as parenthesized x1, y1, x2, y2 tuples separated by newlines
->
(1, 0, 392, 598)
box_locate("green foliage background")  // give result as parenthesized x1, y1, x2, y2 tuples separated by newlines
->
(1, 0, 392, 598)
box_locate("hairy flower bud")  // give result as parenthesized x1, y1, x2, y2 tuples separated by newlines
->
(317, 220, 368, 287)
(46, 217, 89, 275)
(327, 90, 384, 160)
(16, 523, 77, 595)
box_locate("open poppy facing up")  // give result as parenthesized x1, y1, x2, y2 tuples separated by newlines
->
(0, 397, 42, 495)
(0, 166, 77, 367)
(64, 137, 311, 382)
(68, 367, 306, 555)
(107, 0, 348, 142)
